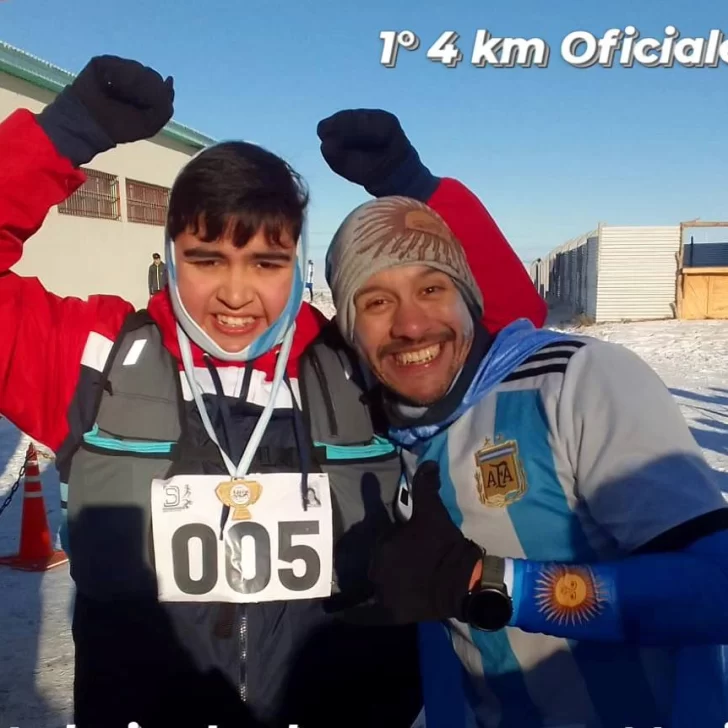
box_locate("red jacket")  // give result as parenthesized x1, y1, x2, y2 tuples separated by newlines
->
(0, 108, 546, 452)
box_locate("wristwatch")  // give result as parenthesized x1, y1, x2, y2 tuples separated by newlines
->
(461, 553, 512, 631)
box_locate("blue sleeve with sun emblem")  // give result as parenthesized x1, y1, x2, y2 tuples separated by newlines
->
(504, 340, 728, 645)
(506, 528, 728, 645)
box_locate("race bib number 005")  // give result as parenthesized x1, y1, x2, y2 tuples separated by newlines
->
(150, 473, 333, 603)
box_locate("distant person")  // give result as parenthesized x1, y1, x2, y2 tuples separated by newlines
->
(306, 258, 314, 300)
(148, 252, 167, 296)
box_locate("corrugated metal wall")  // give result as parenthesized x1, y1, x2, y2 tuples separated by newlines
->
(528, 230, 598, 318)
(585, 236, 599, 319)
(530, 225, 682, 323)
(595, 225, 680, 321)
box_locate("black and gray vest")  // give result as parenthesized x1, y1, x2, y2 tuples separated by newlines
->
(56, 312, 421, 728)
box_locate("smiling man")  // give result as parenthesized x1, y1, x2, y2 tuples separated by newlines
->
(337, 198, 480, 406)
(327, 195, 728, 728)
(358, 261, 472, 403)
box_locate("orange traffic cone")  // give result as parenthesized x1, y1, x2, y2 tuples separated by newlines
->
(0, 442, 68, 571)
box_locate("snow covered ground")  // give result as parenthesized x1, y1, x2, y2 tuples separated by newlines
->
(0, 302, 726, 727)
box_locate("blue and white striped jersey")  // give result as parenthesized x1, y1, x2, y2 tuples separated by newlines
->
(403, 336, 728, 728)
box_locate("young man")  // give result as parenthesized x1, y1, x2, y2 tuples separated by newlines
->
(148, 251, 168, 296)
(0, 56, 545, 727)
(325, 195, 728, 728)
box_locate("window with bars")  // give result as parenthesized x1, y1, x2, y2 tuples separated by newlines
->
(126, 179, 170, 226)
(58, 168, 120, 220)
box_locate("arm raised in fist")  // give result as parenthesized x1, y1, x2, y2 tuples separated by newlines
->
(38, 54, 174, 166)
(317, 108, 549, 331)
(317, 108, 438, 200)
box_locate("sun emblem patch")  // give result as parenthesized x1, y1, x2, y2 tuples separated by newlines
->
(534, 565, 607, 625)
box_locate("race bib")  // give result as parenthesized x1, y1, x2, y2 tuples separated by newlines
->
(150, 472, 333, 603)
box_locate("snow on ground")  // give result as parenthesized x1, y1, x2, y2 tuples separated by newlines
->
(0, 422, 73, 728)
(0, 303, 726, 727)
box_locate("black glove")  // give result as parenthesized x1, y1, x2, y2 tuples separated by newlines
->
(38, 55, 174, 166)
(316, 108, 439, 200)
(368, 460, 483, 624)
(68, 55, 174, 144)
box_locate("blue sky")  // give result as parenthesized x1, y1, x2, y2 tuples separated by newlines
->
(2, 0, 727, 284)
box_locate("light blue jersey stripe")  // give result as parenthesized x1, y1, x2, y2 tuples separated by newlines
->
(494, 389, 664, 726)
(493, 390, 594, 561)
(422, 433, 542, 727)
(467, 630, 542, 727)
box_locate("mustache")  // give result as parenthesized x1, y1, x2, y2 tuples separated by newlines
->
(378, 331, 454, 358)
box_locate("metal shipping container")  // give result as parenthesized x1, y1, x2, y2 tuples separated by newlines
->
(532, 225, 681, 322)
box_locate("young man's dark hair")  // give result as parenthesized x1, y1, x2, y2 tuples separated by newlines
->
(167, 141, 309, 247)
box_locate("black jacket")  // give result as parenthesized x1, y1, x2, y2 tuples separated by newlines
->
(148, 261, 168, 294)
(60, 316, 422, 728)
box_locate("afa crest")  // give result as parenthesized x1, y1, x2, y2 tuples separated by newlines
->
(215, 479, 263, 520)
(474, 437, 527, 507)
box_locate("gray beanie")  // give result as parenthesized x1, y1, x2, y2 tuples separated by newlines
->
(325, 196, 484, 344)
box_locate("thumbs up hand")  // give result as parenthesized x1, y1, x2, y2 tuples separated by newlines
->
(368, 460, 483, 623)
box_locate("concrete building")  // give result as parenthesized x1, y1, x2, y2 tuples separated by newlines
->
(0, 41, 216, 309)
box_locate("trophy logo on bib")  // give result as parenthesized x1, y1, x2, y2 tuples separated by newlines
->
(216, 479, 263, 520)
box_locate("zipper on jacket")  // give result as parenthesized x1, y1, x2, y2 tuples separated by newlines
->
(309, 349, 337, 437)
(239, 607, 248, 702)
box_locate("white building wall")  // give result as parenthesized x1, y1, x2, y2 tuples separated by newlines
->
(1, 71, 200, 310)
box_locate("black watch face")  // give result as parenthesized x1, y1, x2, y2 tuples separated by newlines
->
(468, 589, 512, 631)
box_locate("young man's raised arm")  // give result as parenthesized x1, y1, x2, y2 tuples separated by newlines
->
(0, 55, 173, 450)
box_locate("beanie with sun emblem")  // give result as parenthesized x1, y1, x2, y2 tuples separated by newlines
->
(325, 196, 484, 345)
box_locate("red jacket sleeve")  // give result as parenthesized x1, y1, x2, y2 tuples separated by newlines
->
(425, 178, 547, 332)
(0, 109, 134, 451)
